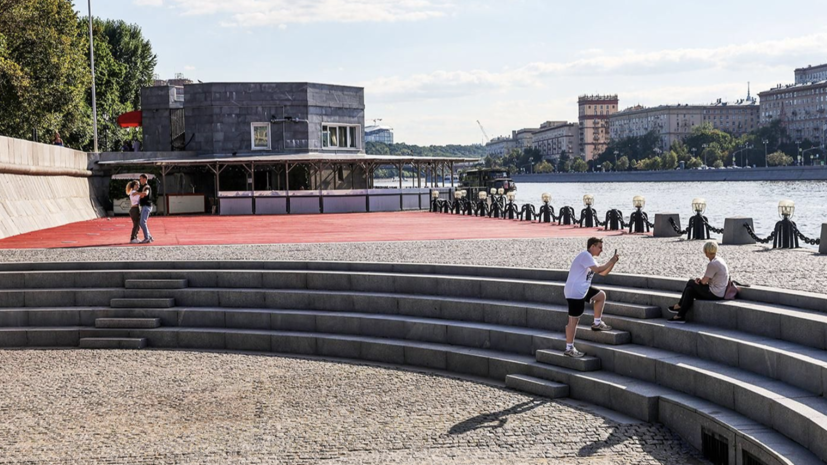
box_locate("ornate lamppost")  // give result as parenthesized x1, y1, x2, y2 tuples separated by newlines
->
(451, 190, 463, 214)
(476, 191, 489, 217)
(504, 191, 519, 219)
(773, 200, 799, 248)
(430, 190, 440, 212)
(686, 197, 710, 240)
(628, 195, 650, 233)
(579, 194, 598, 227)
(537, 193, 554, 223)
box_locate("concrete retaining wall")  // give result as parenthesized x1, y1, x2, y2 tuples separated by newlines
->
(514, 165, 827, 183)
(0, 136, 103, 240)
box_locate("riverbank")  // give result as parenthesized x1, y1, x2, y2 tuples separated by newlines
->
(513, 165, 827, 183)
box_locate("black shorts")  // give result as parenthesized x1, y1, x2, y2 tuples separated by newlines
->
(566, 287, 601, 317)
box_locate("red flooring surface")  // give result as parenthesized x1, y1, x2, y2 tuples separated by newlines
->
(0, 212, 630, 249)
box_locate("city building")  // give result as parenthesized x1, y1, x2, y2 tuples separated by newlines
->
(512, 127, 539, 151)
(532, 121, 579, 160)
(609, 96, 759, 150)
(760, 81, 827, 145)
(365, 125, 394, 144)
(485, 136, 516, 157)
(578, 95, 618, 161)
(795, 63, 827, 85)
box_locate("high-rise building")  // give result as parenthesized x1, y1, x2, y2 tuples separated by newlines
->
(795, 63, 827, 85)
(610, 96, 759, 150)
(364, 125, 394, 144)
(578, 95, 618, 161)
(760, 81, 827, 146)
(532, 121, 579, 160)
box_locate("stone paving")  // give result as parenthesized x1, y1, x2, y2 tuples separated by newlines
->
(0, 350, 707, 464)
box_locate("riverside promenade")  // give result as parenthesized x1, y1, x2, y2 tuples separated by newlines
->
(514, 165, 827, 183)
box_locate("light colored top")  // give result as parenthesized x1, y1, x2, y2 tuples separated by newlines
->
(129, 190, 141, 207)
(564, 250, 598, 299)
(704, 256, 729, 298)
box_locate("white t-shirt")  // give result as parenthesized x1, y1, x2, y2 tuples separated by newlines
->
(129, 191, 141, 207)
(704, 256, 729, 298)
(564, 250, 598, 299)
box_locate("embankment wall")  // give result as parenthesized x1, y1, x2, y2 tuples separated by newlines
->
(513, 166, 827, 183)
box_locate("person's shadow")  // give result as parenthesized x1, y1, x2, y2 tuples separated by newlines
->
(448, 399, 548, 435)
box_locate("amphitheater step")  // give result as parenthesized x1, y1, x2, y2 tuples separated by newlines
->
(79, 337, 146, 349)
(602, 302, 662, 319)
(125, 279, 188, 289)
(535, 349, 601, 371)
(505, 374, 569, 399)
(95, 318, 161, 329)
(110, 298, 174, 308)
(574, 325, 630, 345)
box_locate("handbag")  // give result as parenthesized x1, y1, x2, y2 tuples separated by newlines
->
(724, 280, 748, 300)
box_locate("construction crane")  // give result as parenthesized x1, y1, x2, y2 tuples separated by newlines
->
(476, 120, 490, 144)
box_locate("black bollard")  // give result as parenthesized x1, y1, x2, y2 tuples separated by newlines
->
(603, 209, 623, 231)
(558, 206, 577, 225)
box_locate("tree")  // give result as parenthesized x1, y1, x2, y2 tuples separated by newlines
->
(571, 158, 588, 172)
(601, 161, 613, 172)
(662, 151, 678, 170)
(686, 157, 703, 169)
(0, 0, 90, 146)
(712, 160, 724, 169)
(616, 156, 629, 171)
(101, 20, 156, 109)
(767, 151, 793, 166)
(534, 160, 554, 173)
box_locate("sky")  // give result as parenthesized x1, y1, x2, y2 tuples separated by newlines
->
(81, 0, 827, 146)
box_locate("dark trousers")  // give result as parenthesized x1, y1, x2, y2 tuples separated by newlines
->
(678, 279, 722, 318)
(129, 207, 140, 240)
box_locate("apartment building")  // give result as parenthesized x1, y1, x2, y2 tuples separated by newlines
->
(578, 95, 618, 161)
(795, 63, 827, 85)
(609, 98, 759, 149)
(532, 121, 579, 160)
(760, 81, 827, 145)
(485, 136, 517, 157)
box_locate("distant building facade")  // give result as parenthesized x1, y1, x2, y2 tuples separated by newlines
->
(610, 97, 759, 149)
(532, 121, 579, 160)
(795, 63, 827, 85)
(760, 81, 827, 145)
(578, 95, 618, 161)
(512, 128, 539, 151)
(485, 136, 516, 157)
(365, 125, 394, 144)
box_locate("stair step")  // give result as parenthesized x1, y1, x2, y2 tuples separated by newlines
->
(79, 337, 146, 349)
(506, 374, 569, 399)
(574, 325, 630, 345)
(125, 279, 188, 289)
(602, 302, 662, 319)
(535, 349, 601, 371)
(110, 298, 174, 308)
(95, 318, 161, 329)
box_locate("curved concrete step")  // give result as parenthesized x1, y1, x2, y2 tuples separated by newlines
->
(505, 374, 568, 398)
(535, 349, 601, 371)
(95, 318, 161, 329)
(79, 337, 146, 349)
(125, 279, 188, 289)
(111, 298, 175, 309)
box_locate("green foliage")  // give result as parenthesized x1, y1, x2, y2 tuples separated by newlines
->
(686, 157, 703, 169)
(601, 161, 612, 172)
(662, 151, 678, 170)
(616, 156, 629, 171)
(767, 151, 793, 166)
(0, 0, 91, 146)
(596, 130, 661, 166)
(712, 160, 724, 169)
(571, 158, 588, 172)
(365, 141, 487, 159)
(0, 0, 156, 151)
(534, 160, 554, 173)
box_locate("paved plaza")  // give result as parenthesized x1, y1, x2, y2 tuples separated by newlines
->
(0, 350, 706, 464)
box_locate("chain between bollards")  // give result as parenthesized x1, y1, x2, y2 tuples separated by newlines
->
(792, 223, 821, 246)
(668, 217, 689, 235)
(743, 223, 776, 244)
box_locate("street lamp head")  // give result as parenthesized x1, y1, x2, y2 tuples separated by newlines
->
(633, 195, 646, 209)
(692, 197, 707, 214)
(453, 191, 462, 200)
(778, 199, 795, 218)
(460, 190, 467, 198)
(431, 190, 440, 199)
(489, 187, 497, 195)
(478, 191, 487, 201)
(583, 194, 595, 206)
(506, 191, 516, 202)
(497, 187, 505, 195)
(541, 192, 551, 203)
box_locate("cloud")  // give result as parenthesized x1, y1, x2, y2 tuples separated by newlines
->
(184, 65, 196, 71)
(363, 32, 827, 101)
(134, 0, 164, 5)
(151, 0, 455, 26)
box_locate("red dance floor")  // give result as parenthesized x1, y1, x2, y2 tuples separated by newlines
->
(0, 212, 631, 249)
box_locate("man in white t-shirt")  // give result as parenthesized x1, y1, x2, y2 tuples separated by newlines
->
(563, 237, 620, 358)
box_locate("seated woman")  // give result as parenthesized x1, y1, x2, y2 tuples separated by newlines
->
(668, 241, 728, 323)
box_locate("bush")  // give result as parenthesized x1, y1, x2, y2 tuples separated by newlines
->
(767, 151, 793, 166)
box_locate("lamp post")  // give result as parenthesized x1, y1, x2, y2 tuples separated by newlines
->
(773, 199, 799, 248)
(701, 143, 708, 167)
(529, 157, 534, 174)
(87, 0, 99, 153)
(796, 140, 801, 166)
(687, 197, 709, 240)
(691, 147, 697, 162)
(613, 150, 619, 171)
(762, 139, 769, 168)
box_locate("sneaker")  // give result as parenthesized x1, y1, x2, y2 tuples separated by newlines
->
(140, 238, 151, 244)
(668, 316, 686, 324)
(666, 305, 680, 314)
(564, 347, 585, 358)
(130, 239, 140, 244)
(148, 237, 154, 243)
(591, 321, 613, 331)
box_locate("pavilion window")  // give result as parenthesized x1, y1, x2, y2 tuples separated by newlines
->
(322, 123, 360, 150)
(251, 123, 271, 150)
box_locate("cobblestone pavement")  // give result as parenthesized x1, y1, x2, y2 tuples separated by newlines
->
(0, 350, 707, 464)
(0, 235, 823, 295)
